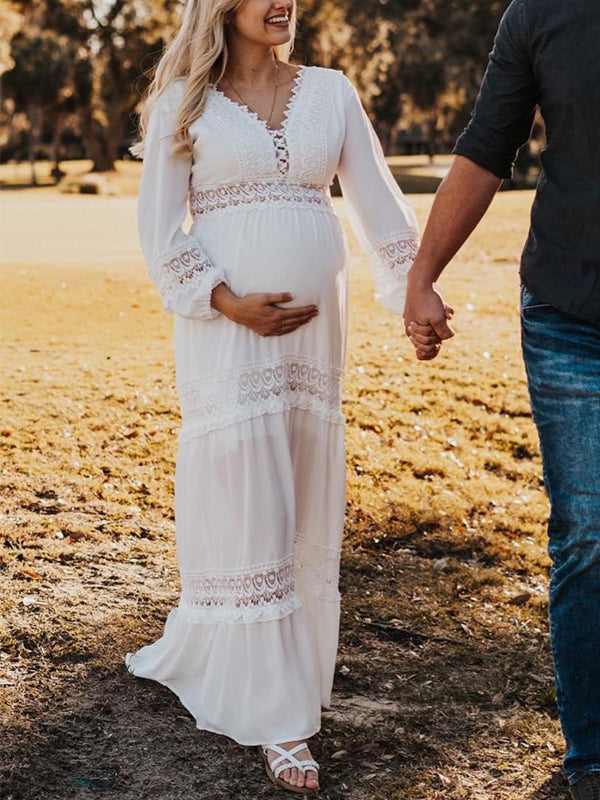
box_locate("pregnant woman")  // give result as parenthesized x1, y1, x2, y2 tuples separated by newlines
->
(125, 0, 420, 793)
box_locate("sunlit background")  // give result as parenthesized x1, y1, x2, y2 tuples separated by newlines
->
(0, 3, 562, 800)
(0, 0, 543, 191)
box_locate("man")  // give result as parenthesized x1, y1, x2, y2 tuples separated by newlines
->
(402, 1, 600, 797)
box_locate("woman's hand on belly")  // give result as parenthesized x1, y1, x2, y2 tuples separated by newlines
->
(211, 283, 319, 337)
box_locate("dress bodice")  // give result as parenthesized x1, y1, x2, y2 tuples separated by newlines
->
(181, 66, 344, 189)
(137, 64, 420, 320)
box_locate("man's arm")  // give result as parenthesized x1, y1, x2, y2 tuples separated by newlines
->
(405, 0, 538, 357)
(404, 157, 502, 347)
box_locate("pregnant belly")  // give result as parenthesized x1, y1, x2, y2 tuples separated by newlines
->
(192, 208, 348, 306)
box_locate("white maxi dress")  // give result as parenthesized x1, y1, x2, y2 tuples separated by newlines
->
(125, 65, 419, 746)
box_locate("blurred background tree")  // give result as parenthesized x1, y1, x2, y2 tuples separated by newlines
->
(0, 1, 21, 73)
(2, 0, 180, 172)
(1, 0, 533, 179)
(3, 30, 73, 183)
(297, 0, 510, 155)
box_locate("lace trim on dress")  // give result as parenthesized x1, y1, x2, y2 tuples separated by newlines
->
(189, 181, 333, 218)
(177, 354, 345, 442)
(208, 66, 307, 180)
(271, 128, 290, 177)
(209, 66, 305, 136)
(176, 534, 342, 624)
(148, 242, 214, 299)
(374, 231, 420, 275)
(287, 67, 335, 184)
(178, 555, 302, 624)
(367, 230, 420, 302)
(269, 66, 306, 176)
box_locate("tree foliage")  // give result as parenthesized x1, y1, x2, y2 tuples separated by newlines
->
(3, 0, 181, 170)
(3, 29, 73, 181)
(1, 0, 514, 169)
(297, 0, 510, 149)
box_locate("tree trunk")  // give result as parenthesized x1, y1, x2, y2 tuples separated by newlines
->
(27, 103, 42, 185)
(79, 112, 113, 172)
(80, 106, 130, 172)
(49, 112, 65, 183)
(427, 115, 437, 162)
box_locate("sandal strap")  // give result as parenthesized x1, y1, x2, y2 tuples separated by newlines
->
(261, 743, 314, 779)
(274, 761, 299, 780)
(298, 759, 320, 773)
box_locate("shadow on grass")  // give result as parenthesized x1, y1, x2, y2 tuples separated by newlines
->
(0, 182, 59, 191)
(2, 530, 563, 800)
(529, 773, 571, 800)
(346, 499, 549, 576)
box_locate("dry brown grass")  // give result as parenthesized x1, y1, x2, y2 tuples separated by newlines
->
(0, 184, 566, 799)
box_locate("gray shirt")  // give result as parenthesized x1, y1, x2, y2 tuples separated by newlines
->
(453, 0, 600, 324)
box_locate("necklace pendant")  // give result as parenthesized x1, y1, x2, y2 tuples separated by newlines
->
(225, 58, 281, 129)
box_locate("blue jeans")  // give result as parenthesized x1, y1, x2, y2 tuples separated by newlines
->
(520, 283, 600, 786)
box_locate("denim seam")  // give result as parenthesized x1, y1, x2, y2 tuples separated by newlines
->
(566, 765, 600, 786)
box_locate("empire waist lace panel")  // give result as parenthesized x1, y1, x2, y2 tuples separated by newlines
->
(189, 180, 335, 219)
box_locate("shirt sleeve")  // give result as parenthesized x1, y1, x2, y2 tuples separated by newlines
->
(453, 0, 538, 180)
(137, 86, 228, 319)
(336, 75, 420, 315)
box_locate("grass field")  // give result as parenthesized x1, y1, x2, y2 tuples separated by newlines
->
(0, 184, 567, 799)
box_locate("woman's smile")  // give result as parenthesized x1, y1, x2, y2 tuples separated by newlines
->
(265, 13, 290, 29)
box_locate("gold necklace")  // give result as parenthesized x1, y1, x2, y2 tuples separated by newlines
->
(224, 58, 281, 128)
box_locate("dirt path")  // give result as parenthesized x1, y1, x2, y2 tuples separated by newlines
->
(1, 191, 567, 799)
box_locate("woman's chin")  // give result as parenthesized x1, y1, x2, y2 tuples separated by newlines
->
(262, 25, 292, 44)
(248, 34, 292, 48)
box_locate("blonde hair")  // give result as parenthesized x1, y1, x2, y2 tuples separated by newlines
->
(131, 0, 297, 159)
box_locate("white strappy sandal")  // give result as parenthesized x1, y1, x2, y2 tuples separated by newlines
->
(259, 742, 320, 795)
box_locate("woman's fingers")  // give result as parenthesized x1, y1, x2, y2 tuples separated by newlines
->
(266, 294, 318, 315)
(274, 325, 302, 336)
(409, 321, 435, 332)
(273, 313, 318, 330)
(277, 308, 318, 323)
(407, 319, 442, 348)
(265, 292, 295, 305)
(269, 314, 318, 336)
(267, 305, 319, 334)
(405, 320, 438, 338)
(410, 332, 440, 346)
(406, 318, 452, 361)
(416, 344, 441, 360)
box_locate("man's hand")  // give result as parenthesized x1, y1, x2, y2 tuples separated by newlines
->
(404, 279, 455, 361)
(398, 155, 502, 361)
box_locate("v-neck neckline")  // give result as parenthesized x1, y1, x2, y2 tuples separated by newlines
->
(211, 65, 308, 135)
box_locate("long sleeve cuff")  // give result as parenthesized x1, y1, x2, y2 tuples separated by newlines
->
(362, 229, 420, 315)
(148, 241, 228, 320)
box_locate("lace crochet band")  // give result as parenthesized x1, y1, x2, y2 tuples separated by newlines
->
(375, 233, 420, 275)
(179, 555, 300, 623)
(189, 181, 333, 218)
(149, 243, 213, 299)
(177, 536, 341, 624)
(177, 354, 345, 441)
(366, 231, 421, 302)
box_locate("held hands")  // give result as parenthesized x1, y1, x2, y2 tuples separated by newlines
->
(211, 283, 318, 336)
(403, 281, 455, 361)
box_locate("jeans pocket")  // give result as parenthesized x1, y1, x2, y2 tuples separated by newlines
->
(520, 283, 554, 313)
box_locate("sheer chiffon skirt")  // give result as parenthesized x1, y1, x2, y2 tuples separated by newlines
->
(125, 407, 346, 745)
